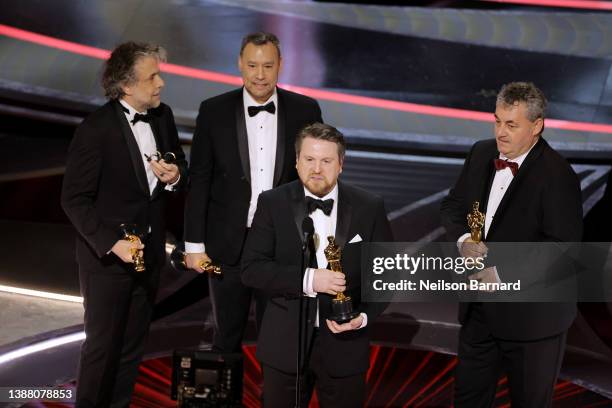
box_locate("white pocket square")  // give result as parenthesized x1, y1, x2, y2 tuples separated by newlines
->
(349, 234, 363, 243)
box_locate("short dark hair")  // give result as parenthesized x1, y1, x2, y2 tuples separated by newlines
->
(496, 82, 547, 122)
(240, 32, 281, 58)
(295, 123, 346, 160)
(102, 41, 166, 100)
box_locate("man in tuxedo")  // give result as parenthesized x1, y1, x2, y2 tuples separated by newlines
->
(183, 32, 322, 352)
(242, 123, 392, 407)
(440, 82, 583, 407)
(61, 42, 187, 407)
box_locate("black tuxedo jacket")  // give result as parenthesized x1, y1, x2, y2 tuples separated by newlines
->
(241, 180, 393, 377)
(184, 87, 322, 265)
(440, 138, 583, 340)
(61, 100, 187, 273)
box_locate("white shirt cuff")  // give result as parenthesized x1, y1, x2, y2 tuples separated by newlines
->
(357, 312, 368, 329)
(492, 266, 501, 283)
(303, 268, 317, 297)
(107, 239, 121, 255)
(457, 232, 471, 251)
(185, 242, 205, 254)
(164, 174, 180, 191)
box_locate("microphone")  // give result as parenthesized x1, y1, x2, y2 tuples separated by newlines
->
(297, 216, 315, 405)
(302, 216, 314, 250)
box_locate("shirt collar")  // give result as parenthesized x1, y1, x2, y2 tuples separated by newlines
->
(119, 99, 147, 119)
(304, 183, 339, 203)
(499, 138, 538, 168)
(243, 87, 278, 109)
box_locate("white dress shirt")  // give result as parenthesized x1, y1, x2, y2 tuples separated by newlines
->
(244, 89, 278, 228)
(119, 99, 158, 195)
(185, 89, 278, 254)
(107, 99, 177, 253)
(457, 142, 537, 282)
(302, 185, 367, 329)
(458, 142, 536, 244)
(484, 144, 535, 238)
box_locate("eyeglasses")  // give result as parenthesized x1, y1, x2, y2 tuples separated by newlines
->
(144, 151, 177, 164)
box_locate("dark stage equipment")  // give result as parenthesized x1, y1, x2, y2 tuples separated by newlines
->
(171, 349, 243, 407)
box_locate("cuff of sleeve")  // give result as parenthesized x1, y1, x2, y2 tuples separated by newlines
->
(97, 228, 121, 259)
(106, 239, 118, 255)
(358, 313, 368, 329)
(185, 242, 205, 254)
(493, 266, 502, 283)
(457, 232, 471, 251)
(165, 174, 180, 191)
(166, 173, 181, 189)
(303, 268, 317, 297)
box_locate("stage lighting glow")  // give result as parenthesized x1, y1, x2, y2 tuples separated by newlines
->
(0, 284, 83, 303)
(480, 0, 612, 11)
(1, 24, 612, 135)
(0, 331, 85, 365)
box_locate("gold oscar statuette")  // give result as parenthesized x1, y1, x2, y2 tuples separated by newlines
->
(324, 236, 359, 324)
(169, 243, 222, 275)
(119, 224, 145, 272)
(467, 201, 485, 243)
(196, 258, 222, 275)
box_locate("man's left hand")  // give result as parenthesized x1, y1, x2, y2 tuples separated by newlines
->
(150, 159, 179, 184)
(326, 315, 364, 333)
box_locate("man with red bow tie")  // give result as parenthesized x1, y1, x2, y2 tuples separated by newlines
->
(440, 82, 583, 408)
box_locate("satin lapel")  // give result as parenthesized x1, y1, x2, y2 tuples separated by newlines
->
(235, 92, 251, 184)
(335, 182, 352, 249)
(487, 138, 545, 238)
(113, 101, 150, 195)
(273, 88, 286, 187)
(480, 153, 497, 214)
(149, 113, 164, 198)
(149, 113, 164, 152)
(290, 181, 307, 239)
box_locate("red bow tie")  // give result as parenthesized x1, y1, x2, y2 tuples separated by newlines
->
(494, 159, 519, 176)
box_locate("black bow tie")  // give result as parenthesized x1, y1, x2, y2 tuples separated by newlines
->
(305, 196, 334, 216)
(131, 112, 151, 125)
(120, 105, 151, 125)
(248, 101, 276, 117)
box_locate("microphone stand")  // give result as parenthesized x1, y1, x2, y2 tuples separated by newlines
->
(296, 216, 313, 408)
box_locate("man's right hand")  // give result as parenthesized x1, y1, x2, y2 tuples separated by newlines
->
(460, 238, 488, 259)
(111, 239, 144, 263)
(185, 252, 212, 273)
(313, 268, 346, 295)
